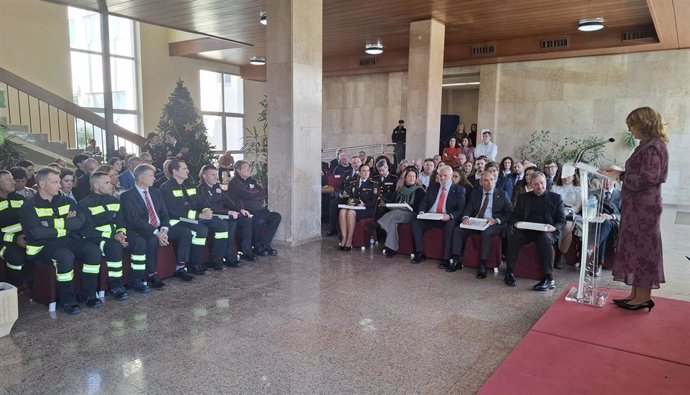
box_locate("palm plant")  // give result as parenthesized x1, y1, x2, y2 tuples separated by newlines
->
(241, 96, 268, 187)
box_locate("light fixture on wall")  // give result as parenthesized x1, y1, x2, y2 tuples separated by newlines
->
(364, 40, 384, 55)
(249, 56, 266, 65)
(578, 17, 604, 32)
(259, 11, 267, 25)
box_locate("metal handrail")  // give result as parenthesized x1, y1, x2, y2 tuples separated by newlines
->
(322, 143, 396, 162)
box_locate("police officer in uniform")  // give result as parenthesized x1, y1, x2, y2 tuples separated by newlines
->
(373, 159, 399, 220)
(78, 171, 149, 299)
(20, 167, 102, 315)
(0, 170, 27, 287)
(337, 164, 378, 249)
(197, 164, 253, 266)
(160, 159, 220, 274)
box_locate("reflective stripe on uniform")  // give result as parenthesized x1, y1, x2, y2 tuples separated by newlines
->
(96, 224, 113, 239)
(214, 232, 229, 239)
(107, 203, 120, 212)
(107, 261, 122, 268)
(58, 204, 70, 216)
(6, 261, 23, 271)
(116, 228, 126, 235)
(99, 240, 107, 256)
(89, 206, 106, 215)
(35, 207, 53, 217)
(191, 237, 206, 246)
(130, 262, 146, 271)
(82, 264, 100, 274)
(26, 245, 43, 256)
(0, 201, 8, 211)
(56, 229, 67, 238)
(55, 269, 74, 282)
(187, 210, 197, 219)
(130, 254, 146, 261)
(107, 261, 123, 277)
(169, 219, 180, 226)
(1, 222, 22, 233)
(10, 200, 23, 208)
(3, 233, 15, 243)
(186, 188, 197, 196)
(172, 190, 184, 197)
(54, 218, 65, 229)
(0, 245, 5, 258)
(108, 270, 123, 278)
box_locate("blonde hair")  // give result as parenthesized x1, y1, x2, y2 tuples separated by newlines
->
(626, 107, 669, 144)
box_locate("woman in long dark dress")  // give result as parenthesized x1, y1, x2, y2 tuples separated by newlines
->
(601, 107, 669, 312)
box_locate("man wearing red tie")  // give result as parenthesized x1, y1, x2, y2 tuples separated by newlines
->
(120, 164, 195, 289)
(449, 171, 513, 276)
(411, 165, 466, 265)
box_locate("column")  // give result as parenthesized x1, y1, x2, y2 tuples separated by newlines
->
(406, 19, 445, 160)
(477, 63, 502, 138)
(266, 0, 323, 246)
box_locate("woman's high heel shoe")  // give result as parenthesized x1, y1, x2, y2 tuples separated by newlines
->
(344, 245, 352, 251)
(338, 244, 345, 251)
(612, 298, 632, 305)
(617, 300, 655, 312)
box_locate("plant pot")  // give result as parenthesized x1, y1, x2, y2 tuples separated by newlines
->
(0, 282, 19, 337)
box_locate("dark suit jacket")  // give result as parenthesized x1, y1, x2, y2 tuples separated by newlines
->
(72, 174, 91, 201)
(120, 187, 170, 235)
(418, 182, 466, 219)
(462, 188, 513, 225)
(119, 170, 136, 191)
(510, 191, 566, 235)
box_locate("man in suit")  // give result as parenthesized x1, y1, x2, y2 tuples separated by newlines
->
(449, 171, 513, 276)
(373, 159, 399, 220)
(543, 160, 558, 191)
(592, 177, 622, 276)
(483, 161, 514, 201)
(118, 156, 142, 191)
(72, 158, 99, 201)
(120, 163, 196, 288)
(411, 165, 466, 265)
(505, 171, 566, 291)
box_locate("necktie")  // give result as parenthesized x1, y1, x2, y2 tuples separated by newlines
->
(605, 191, 611, 202)
(477, 192, 490, 218)
(358, 180, 363, 189)
(143, 190, 159, 228)
(436, 187, 447, 213)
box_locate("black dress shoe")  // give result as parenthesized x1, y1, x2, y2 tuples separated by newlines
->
(129, 281, 152, 293)
(476, 265, 487, 279)
(111, 287, 129, 301)
(504, 272, 516, 287)
(190, 266, 210, 275)
(266, 247, 278, 256)
(533, 279, 556, 291)
(174, 269, 194, 281)
(446, 260, 461, 272)
(412, 253, 426, 264)
(225, 258, 242, 268)
(343, 245, 352, 251)
(77, 296, 103, 309)
(439, 260, 450, 269)
(62, 303, 81, 315)
(612, 298, 632, 305)
(384, 249, 397, 258)
(254, 247, 270, 256)
(241, 253, 259, 262)
(147, 275, 166, 289)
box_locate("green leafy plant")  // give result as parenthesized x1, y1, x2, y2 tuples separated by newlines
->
(518, 130, 607, 166)
(622, 130, 638, 149)
(241, 96, 268, 187)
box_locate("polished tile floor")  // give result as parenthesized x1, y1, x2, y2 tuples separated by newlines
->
(1, 206, 689, 394)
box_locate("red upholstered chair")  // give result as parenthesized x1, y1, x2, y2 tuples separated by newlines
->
(397, 223, 414, 255)
(423, 228, 445, 260)
(513, 242, 554, 281)
(327, 175, 343, 191)
(156, 245, 177, 279)
(352, 218, 376, 249)
(463, 234, 502, 269)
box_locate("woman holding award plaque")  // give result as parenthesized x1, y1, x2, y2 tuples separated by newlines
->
(374, 167, 426, 258)
(338, 165, 378, 251)
(601, 107, 669, 312)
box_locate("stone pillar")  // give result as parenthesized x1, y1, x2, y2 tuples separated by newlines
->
(477, 63, 502, 140)
(266, 0, 323, 246)
(406, 19, 445, 160)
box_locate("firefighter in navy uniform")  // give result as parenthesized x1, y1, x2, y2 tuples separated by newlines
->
(20, 167, 102, 315)
(77, 171, 149, 300)
(160, 159, 222, 274)
(373, 159, 399, 220)
(197, 164, 255, 266)
(0, 170, 28, 287)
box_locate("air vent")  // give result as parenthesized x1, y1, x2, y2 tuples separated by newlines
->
(622, 30, 655, 41)
(541, 36, 569, 50)
(359, 57, 377, 67)
(471, 43, 496, 57)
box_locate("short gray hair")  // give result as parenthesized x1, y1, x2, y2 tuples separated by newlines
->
(133, 163, 155, 180)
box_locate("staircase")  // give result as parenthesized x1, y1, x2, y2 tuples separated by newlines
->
(0, 66, 146, 165)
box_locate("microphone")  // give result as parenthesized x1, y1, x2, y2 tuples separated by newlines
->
(574, 137, 615, 164)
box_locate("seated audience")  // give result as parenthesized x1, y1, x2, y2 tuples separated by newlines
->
(510, 160, 525, 185)
(442, 137, 462, 169)
(483, 161, 514, 200)
(16, 160, 36, 188)
(459, 137, 475, 164)
(411, 165, 466, 265)
(336, 164, 377, 250)
(10, 167, 36, 199)
(471, 156, 487, 187)
(54, 158, 67, 168)
(72, 154, 89, 178)
(450, 171, 513, 275)
(83, 138, 102, 159)
(108, 157, 124, 174)
(462, 160, 474, 179)
(332, 152, 353, 177)
(504, 171, 565, 291)
(373, 159, 399, 219)
(326, 157, 361, 237)
(371, 166, 426, 257)
(140, 152, 154, 166)
(512, 165, 538, 206)
(364, 156, 375, 170)
(142, 132, 166, 170)
(0, 170, 27, 287)
(474, 130, 498, 161)
(226, 160, 281, 256)
(452, 169, 473, 201)
(329, 148, 346, 173)
(418, 158, 436, 188)
(115, 146, 128, 161)
(58, 168, 77, 203)
(96, 165, 125, 198)
(218, 150, 235, 175)
(432, 154, 442, 168)
(72, 158, 100, 201)
(358, 151, 367, 162)
(119, 156, 142, 191)
(551, 165, 582, 269)
(543, 160, 559, 191)
(500, 157, 513, 178)
(412, 158, 423, 172)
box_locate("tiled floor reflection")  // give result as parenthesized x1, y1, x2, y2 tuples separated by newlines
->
(1, 206, 689, 394)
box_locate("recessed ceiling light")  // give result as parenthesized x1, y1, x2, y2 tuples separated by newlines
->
(578, 17, 604, 32)
(365, 40, 384, 55)
(249, 56, 266, 65)
(259, 11, 267, 25)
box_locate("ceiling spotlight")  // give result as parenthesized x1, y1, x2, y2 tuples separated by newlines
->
(364, 40, 384, 55)
(259, 11, 267, 25)
(578, 17, 604, 32)
(249, 56, 266, 65)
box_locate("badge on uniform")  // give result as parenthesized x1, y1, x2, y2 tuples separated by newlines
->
(216, 188, 222, 194)
(249, 184, 255, 189)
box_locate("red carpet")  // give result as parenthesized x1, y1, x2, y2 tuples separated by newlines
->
(480, 286, 690, 394)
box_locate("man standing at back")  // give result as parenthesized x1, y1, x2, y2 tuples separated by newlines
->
(392, 119, 406, 164)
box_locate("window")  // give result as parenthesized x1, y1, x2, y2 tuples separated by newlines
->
(200, 70, 244, 159)
(68, 7, 140, 154)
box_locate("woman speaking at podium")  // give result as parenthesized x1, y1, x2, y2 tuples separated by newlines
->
(601, 107, 669, 312)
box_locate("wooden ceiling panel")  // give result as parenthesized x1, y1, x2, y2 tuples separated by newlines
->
(46, 0, 663, 68)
